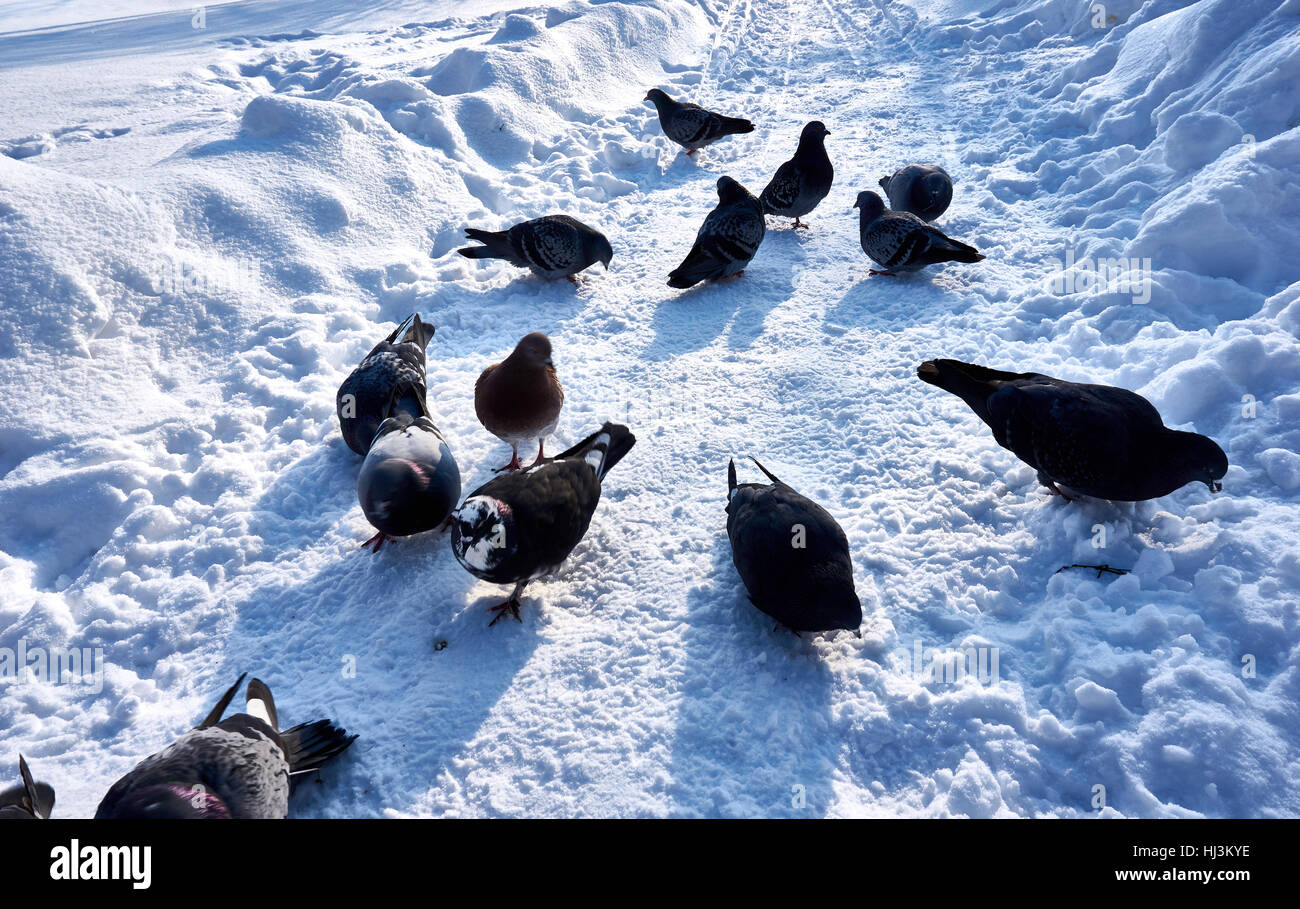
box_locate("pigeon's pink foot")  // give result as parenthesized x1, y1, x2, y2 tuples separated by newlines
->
(438, 516, 453, 533)
(686, 148, 698, 157)
(527, 440, 546, 468)
(493, 454, 524, 473)
(793, 218, 806, 229)
(360, 532, 388, 553)
(723, 270, 745, 281)
(487, 597, 523, 627)
(567, 274, 580, 285)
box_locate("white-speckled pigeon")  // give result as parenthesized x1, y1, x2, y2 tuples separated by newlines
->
(0, 756, 54, 819)
(760, 121, 833, 228)
(879, 164, 953, 221)
(357, 377, 462, 553)
(450, 423, 635, 626)
(458, 215, 612, 281)
(917, 359, 1229, 501)
(854, 190, 983, 274)
(645, 88, 753, 155)
(337, 313, 434, 457)
(95, 674, 355, 818)
(726, 458, 861, 634)
(668, 176, 765, 288)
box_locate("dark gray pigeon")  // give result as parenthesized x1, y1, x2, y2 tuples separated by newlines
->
(854, 190, 983, 275)
(0, 756, 54, 819)
(668, 176, 766, 288)
(645, 88, 754, 155)
(760, 121, 834, 228)
(726, 458, 861, 634)
(917, 359, 1229, 501)
(95, 674, 355, 819)
(357, 378, 461, 552)
(879, 164, 953, 221)
(458, 215, 612, 281)
(337, 313, 434, 457)
(450, 423, 635, 626)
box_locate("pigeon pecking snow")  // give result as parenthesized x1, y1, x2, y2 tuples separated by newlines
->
(644, 88, 754, 155)
(458, 215, 613, 281)
(879, 164, 953, 222)
(853, 190, 983, 274)
(726, 458, 862, 634)
(917, 359, 1230, 502)
(450, 422, 636, 626)
(337, 313, 435, 457)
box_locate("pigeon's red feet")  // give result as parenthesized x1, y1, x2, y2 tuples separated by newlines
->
(487, 597, 523, 627)
(723, 270, 745, 281)
(567, 274, 580, 285)
(494, 453, 524, 473)
(360, 531, 388, 552)
(527, 440, 546, 468)
(1044, 480, 1080, 502)
(686, 148, 698, 157)
(438, 516, 454, 533)
(793, 218, 807, 229)
(869, 269, 898, 276)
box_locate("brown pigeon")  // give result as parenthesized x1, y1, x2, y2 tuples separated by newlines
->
(475, 332, 565, 472)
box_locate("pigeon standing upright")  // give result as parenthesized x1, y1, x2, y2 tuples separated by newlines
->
(759, 121, 834, 228)
(475, 332, 565, 472)
(458, 215, 613, 281)
(853, 190, 983, 275)
(95, 674, 356, 819)
(0, 756, 54, 819)
(337, 313, 435, 456)
(726, 458, 861, 634)
(450, 422, 635, 626)
(667, 176, 766, 289)
(357, 379, 462, 552)
(916, 359, 1230, 501)
(644, 88, 754, 155)
(879, 164, 953, 221)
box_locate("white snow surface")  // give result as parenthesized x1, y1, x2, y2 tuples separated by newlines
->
(1, 0, 1298, 818)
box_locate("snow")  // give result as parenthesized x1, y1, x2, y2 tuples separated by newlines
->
(0, 0, 1297, 818)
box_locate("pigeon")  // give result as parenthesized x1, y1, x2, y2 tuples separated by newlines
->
(726, 458, 861, 634)
(475, 332, 565, 472)
(668, 176, 766, 289)
(853, 190, 983, 275)
(450, 422, 635, 626)
(879, 164, 953, 221)
(917, 359, 1230, 501)
(357, 378, 462, 552)
(644, 88, 753, 155)
(0, 756, 54, 819)
(337, 313, 435, 457)
(759, 121, 834, 228)
(95, 674, 356, 819)
(458, 215, 613, 281)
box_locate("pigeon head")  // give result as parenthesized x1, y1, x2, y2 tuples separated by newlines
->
(586, 231, 614, 270)
(853, 190, 885, 221)
(451, 496, 516, 574)
(508, 331, 554, 367)
(1168, 431, 1229, 493)
(644, 88, 670, 109)
(920, 172, 950, 206)
(799, 120, 830, 145)
(716, 175, 750, 204)
(107, 784, 232, 818)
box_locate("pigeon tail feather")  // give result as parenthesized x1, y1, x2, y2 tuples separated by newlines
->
(555, 422, 636, 481)
(459, 228, 512, 260)
(282, 720, 357, 791)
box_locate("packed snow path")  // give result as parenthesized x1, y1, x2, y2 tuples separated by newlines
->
(1, 0, 1297, 817)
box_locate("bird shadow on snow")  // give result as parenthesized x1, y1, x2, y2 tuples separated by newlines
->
(216, 440, 542, 817)
(645, 248, 798, 360)
(664, 531, 837, 818)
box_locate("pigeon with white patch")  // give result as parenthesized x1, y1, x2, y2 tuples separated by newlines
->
(0, 756, 54, 819)
(644, 88, 753, 155)
(759, 121, 834, 228)
(879, 164, 953, 221)
(475, 332, 565, 472)
(357, 379, 461, 552)
(917, 359, 1230, 501)
(853, 190, 983, 275)
(726, 458, 861, 634)
(450, 422, 635, 626)
(95, 674, 356, 819)
(458, 215, 613, 281)
(668, 176, 765, 288)
(337, 313, 435, 457)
